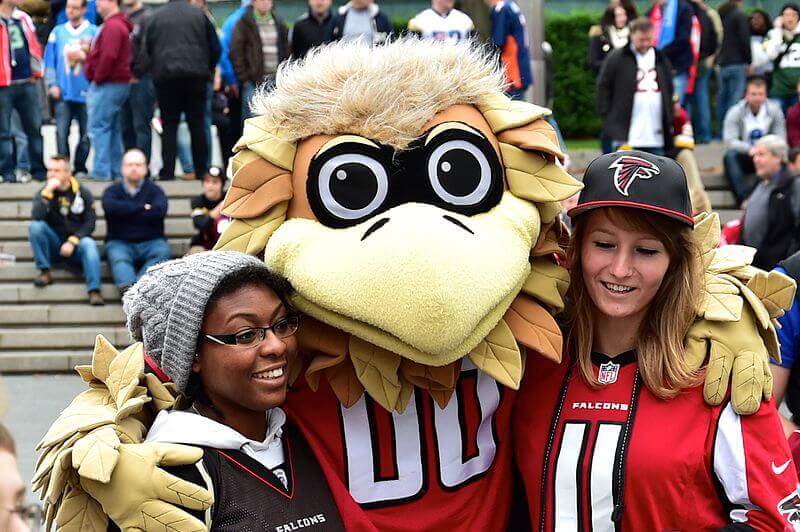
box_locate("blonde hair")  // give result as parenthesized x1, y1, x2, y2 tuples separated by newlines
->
(566, 208, 701, 399)
(251, 37, 506, 150)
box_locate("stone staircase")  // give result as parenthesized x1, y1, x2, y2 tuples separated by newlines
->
(0, 180, 199, 372)
(0, 142, 742, 374)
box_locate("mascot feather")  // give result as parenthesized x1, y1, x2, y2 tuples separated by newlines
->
(32, 38, 791, 531)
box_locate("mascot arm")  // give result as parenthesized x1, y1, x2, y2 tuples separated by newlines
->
(33, 335, 213, 531)
(687, 213, 797, 415)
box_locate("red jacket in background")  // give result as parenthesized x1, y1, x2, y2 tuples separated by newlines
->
(85, 11, 132, 84)
(0, 9, 42, 87)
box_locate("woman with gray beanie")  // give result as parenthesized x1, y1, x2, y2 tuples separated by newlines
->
(121, 250, 344, 530)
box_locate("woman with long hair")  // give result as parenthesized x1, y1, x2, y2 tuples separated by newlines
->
(514, 151, 799, 530)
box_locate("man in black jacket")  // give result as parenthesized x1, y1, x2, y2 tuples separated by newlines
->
(597, 17, 674, 155)
(742, 135, 800, 270)
(142, 0, 220, 180)
(290, 0, 333, 59)
(717, 0, 751, 138)
(28, 155, 103, 305)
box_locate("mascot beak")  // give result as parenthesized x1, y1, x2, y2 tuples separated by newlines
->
(263, 192, 541, 366)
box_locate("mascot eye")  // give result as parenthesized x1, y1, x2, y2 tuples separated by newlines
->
(426, 138, 501, 212)
(315, 153, 390, 223)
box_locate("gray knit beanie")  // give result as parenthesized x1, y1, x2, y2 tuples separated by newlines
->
(122, 250, 269, 391)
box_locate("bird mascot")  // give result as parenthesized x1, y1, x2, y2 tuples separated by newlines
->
(32, 38, 792, 531)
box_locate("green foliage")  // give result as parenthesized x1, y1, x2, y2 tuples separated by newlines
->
(545, 10, 603, 139)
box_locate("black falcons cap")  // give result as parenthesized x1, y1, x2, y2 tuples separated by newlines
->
(567, 150, 694, 227)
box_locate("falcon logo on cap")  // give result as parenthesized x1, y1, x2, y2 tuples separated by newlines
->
(608, 155, 661, 197)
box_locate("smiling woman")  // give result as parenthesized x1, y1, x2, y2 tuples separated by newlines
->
(514, 151, 800, 531)
(120, 251, 344, 531)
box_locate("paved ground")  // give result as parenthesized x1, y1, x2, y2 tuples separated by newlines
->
(3, 374, 85, 489)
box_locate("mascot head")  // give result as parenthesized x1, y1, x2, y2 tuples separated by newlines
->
(216, 38, 582, 412)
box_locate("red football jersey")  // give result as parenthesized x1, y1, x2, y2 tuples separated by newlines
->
(514, 350, 800, 531)
(283, 359, 515, 531)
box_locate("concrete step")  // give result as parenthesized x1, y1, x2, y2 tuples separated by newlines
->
(700, 172, 728, 190)
(0, 303, 124, 325)
(0, 239, 188, 261)
(0, 326, 128, 349)
(0, 179, 201, 200)
(0, 199, 193, 220)
(0, 218, 195, 241)
(0, 262, 112, 282)
(0, 350, 91, 372)
(707, 190, 738, 209)
(0, 283, 121, 303)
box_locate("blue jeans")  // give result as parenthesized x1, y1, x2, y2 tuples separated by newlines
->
(723, 149, 757, 203)
(717, 64, 747, 134)
(673, 71, 689, 107)
(28, 221, 101, 292)
(688, 65, 712, 143)
(55, 99, 89, 174)
(11, 110, 29, 171)
(87, 82, 130, 180)
(0, 82, 44, 181)
(121, 75, 155, 163)
(105, 238, 172, 288)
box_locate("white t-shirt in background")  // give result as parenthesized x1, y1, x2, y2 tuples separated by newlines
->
(626, 46, 664, 148)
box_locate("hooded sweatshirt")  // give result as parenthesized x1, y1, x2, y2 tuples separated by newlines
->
(84, 11, 132, 84)
(146, 407, 288, 485)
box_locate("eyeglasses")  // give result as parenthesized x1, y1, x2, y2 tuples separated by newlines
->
(203, 314, 300, 346)
(9, 502, 43, 530)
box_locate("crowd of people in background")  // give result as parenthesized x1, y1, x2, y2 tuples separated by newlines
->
(0, 0, 534, 184)
(589, 0, 800, 274)
(18, 0, 535, 307)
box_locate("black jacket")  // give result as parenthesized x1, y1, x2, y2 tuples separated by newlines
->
(745, 167, 800, 270)
(647, 0, 694, 73)
(102, 180, 168, 243)
(693, 3, 718, 61)
(290, 9, 333, 59)
(142, 0, 221, 81)
(127, 5, 151, 78)
(31, 181, 96, 242)
(328, 3, 392, 44)
(596, 45, 675, 150)
(717, 4, 751, 66)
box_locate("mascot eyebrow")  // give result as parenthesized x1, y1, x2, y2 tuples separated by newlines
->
(215, 38, 583, 413)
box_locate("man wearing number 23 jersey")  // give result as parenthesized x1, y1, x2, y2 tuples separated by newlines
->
(514, 351, 800, 531)
(284, 359, 515, 531)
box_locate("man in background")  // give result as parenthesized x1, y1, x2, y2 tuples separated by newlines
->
(290, 0, 332, 59)
(230, 0, 288, 121)
(44, 0, 98, 178)
(102, 149, 171, 292)
(85, 0, 132, 180)
(29, 155, 103, 304)
(408, 0, 474, 43)
(143, 0, 219, 180)
(597, 17, 674, 154)
(0, 0, 45, 183)
(723, 75, 786, 205)
(328, 0, 392, 45)
(485, 0, 531, 100)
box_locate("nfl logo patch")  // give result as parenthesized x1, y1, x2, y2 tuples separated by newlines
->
(598, 361, 620, 385)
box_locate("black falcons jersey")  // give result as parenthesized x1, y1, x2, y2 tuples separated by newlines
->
(167, 424, 345, 532)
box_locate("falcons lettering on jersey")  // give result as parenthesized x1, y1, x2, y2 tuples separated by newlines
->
(778, 490, 800, 527)
(608, 155, 660, 196)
